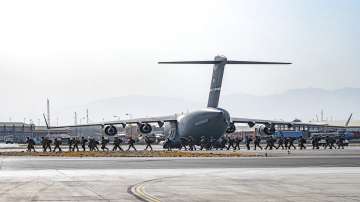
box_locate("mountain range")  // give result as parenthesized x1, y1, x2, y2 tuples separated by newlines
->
(53, 88, 360, 125)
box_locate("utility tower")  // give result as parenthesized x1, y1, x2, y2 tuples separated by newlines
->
(74, 112, 78, 125)
(47, 98, 51, 127)
(321, 109, 324, 122)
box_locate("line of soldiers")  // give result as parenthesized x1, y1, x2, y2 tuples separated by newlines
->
(25, 136, 154, 152)
(26, 134, 348, 153)
(261, 136, 298, 150)
(311, 135, 346, 149)
(174, 135, 348, 151)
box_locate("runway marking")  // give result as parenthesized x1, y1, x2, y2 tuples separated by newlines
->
(129, 182, 160, 202)
(132, 183, 160, 202)
(128, 176, 183, 202)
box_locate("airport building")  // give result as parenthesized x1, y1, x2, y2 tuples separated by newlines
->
(0, 122, 165, 143)
(0, 122, 70, 143)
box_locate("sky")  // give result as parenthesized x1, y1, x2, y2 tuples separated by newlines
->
(0, 0, 359, 123)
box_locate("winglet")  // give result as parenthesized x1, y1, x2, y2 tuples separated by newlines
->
(43, 113, 50, 129)
(345, 113, 353, 127)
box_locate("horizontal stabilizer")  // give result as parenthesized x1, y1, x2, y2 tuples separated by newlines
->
(159, 60, 291, 65)
(158, 61, 220, 64)
(159, 56, 291, 108)
(227, 61, 291, 65)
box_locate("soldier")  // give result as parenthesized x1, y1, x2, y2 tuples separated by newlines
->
(72, 137, 80, 152)
(101, 136, 109, 151)
(144, 135, 153, 151)
(112, 137, 123, 151)
(265, 136, 271, 150)
(188, 136, 195, 151)
(41, 137, 46, 152)
(315, 136, 320, 149)
(165, 138, 173, 151)
(45, 137, 52, 152)
(254, 136, 262, 150)
(245, 135, 252, 150)
(337, 135, 345, 149)
(324, 136, 330, 149)
(89, 138, 99, 151)
(53, 138, 62, 152)
(81, 137, 88, 151)
(68, 137, 73, 152)
(311, 136, 317, 149)
(284, 137, 289, 149)
(94, 139, 100, 151)
(265, 136, 275, 150)
(234, 137, 242, 150)
(199, 136, 207, 150)
(329, 136, 336, 149)
(299, 137, 306, 150)
(276, 136, 284, 150)
(88, 138, 94, 151)
(209, 136, 216, 150)
(219, 137, 227, 150)
(226, 136, 235, 150)
(26, 137, 36, 152)
(288, 137, 296, 150)
(126, 137, 137, 151)
(179, 137, 188, 150)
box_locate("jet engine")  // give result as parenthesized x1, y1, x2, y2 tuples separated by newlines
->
(104, 125, 117, 136)
(247, 121, 256, 128)
(139, 123, 152, 134)
(226, 122, 236, 133)
(258, 124, 275, 136)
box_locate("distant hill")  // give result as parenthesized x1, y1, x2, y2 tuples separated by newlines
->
(54, 95, 203, 124)
(221, 87, 360, 121)
(53, 88, 360, 124)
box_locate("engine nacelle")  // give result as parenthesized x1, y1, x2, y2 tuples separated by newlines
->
(139, 123, 152, 134)
(258, 125, 275, 136)
(104, 125, 117, 136)
(226, 122, 236, 134)
(247, 121, 256, 128)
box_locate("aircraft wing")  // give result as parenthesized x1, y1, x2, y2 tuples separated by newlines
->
(231, 117, 330, 128)
(44, 114, 177, 129)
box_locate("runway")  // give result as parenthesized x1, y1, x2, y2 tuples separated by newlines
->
(1, 156, 360, 170)
(0, 148, 360, 201)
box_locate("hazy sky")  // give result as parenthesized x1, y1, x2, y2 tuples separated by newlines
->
(0, 0, 359, 123)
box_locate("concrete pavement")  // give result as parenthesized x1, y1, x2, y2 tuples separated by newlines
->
(0, 168, 359, 202)
(0, 147, 360, 201)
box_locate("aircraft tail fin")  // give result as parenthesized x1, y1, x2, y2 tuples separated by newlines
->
(159, 56, 291, 108)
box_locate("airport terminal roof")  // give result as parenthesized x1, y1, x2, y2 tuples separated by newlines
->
(322, 120, 360, 127)
(0, 122, 33, 127)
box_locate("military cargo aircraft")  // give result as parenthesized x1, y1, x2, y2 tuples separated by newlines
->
(44, 55, 330, 147)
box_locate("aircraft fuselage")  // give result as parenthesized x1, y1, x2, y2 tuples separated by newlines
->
(169, 108, 231, 145)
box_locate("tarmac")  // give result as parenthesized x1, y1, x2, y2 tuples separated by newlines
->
(0, 146, 360, 201)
